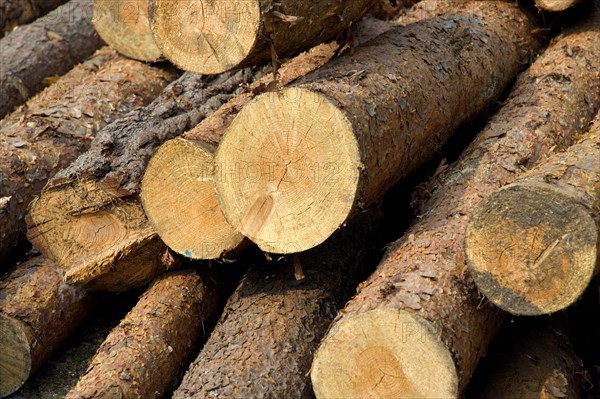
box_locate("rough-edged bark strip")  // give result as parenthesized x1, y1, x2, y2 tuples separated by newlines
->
(173, 213, 383, 399)
(65, 270, 219, 399)
(0, 0, 105, 118)
(0, 256, 95, 397)
(26, 68, 260, 291)
(311, 3, 600, 397)
(0, 47, 177, 267)
(0, 0, 68, 37)
(214, 0, 543, 254)
(466, 119, 600, 315)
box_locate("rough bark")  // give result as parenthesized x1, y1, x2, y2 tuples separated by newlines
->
(65, 270, 219, 399)
(0, 256, 95, 397)
(26, 68, 260, 291)
(0, 0, 105, 118)
(214, 0, 543, 254)
(93, 0, 161, 61)
(173, 213, 383, 399)
(148, 0, 376, 74)
(311, 3, 600, 397)
(0, 0, 68, 37)
(536, 0, 580, 12)
(466, 119, 600, 315)
(0, 47, 177, 268)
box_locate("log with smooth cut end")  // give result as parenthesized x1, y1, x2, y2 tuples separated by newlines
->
(0, 0, 68, 37)
(93, 0, 161, 61)
(536, 0, 580, 12)
(0, 256, 95, 398)
(466, 125, 600, 316)
(215, 1, 543, 254)
(148, 0, 375, 74)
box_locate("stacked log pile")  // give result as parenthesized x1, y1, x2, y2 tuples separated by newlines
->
(1, 0, 599, 398)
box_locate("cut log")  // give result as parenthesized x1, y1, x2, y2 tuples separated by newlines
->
(0, 256, 95, 397)
(26, 68, 260, 291)
(173, 213, 383, 399)
(0, 0, 105, 118)
(65, 269, 219, 399)
(0, 46, 177, 268)
(311, 3, 600, 397)
(536, 0, 580, 12)
(0, 0, 68, 37)
(466, 121, 600, 315)
(93, 0, 161, 61)
(214, 0, 544, 254)
(148, 0, 375, 74)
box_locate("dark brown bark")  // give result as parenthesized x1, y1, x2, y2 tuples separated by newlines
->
(0, 0, 105, 118)
(0, 256, 95, 397)
(66, 270, 219, 399)
(0, 0, 68, 36)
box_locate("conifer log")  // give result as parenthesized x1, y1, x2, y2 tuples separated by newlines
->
(0, 0, 68, 37)
(0, 47, 176, 268)
(66, 270, 219, 399)
(26, 69, 259, 291)
(0, 256, 95, 398)
(311, 3, 600, 397)
(93, 0, 161, 61)
(466, 120, 600, 315)
(214, 0, 543, 254)
(173, 214, 382, 399)
(535, 0, 580, 12)
(0, 0, 104, 118)
(148, 0, 375, 74)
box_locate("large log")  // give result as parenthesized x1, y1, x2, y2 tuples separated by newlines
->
(65, 270, 219, 399)
(0, 0, 104, 118)
(0, 0, 68, 37)
(93, 0, 161, 61)
(148, 0, 376, 74)
(26, 69, 260, 291)
(466, 118, 600, 315)
(173, 213, 383, 399)
(0, 256, 95, 398)
(214, 0, 543, 254)
(310, 3, 600, 397)
(0, 46, 177, 268)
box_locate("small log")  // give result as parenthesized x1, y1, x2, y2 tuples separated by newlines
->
(214, 0, 543, 254)
(536, 0, 580, 12)
(0, 0, 68, 37)
(172, 213, 383, 399)
(148, 0, 375, 74)
(0, 46, 177, 267)
(65, 270, 219, 399)
(0, 0, 105, 118)
(0, 256, 95, 397)
(310, 3, 600, 397)
(93, 0, 161, 61)
(466, 120, 600, 315)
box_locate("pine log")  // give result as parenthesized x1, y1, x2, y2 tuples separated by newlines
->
(214, 0, 543, 255)
(0, 0, 68, 37)
(148, 0, 375, 74)
(0, 47, 177, 268)
(536, 0, 580, 12)
(26, 69, 260, 291)
(0, 0, 105, 118)
(65, 270, 219, 399)
(93, 0, 161, 61)
(310, 3, 600, 397)
(466, 119, 600, 315)
(0, 256, 95, 397)
(173, 213, 383, 399)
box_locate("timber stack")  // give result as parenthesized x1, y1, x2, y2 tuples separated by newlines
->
(1, 0, 599, 398)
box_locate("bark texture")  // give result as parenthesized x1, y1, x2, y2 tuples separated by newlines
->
(0, 0, 68, 36)
(66, 270, 219, 399)
(0, 256, 95, 397)
(311, 3, 600, 397)
(0, 0, 104, 118)
(369, 0, 417, 20)
(148, 0, 376, 74)
(214, 0, 544, 254)
(0, 46, 177, 268)
(26, 69, 260, 291)
(466, 119, 600, 315)
(173, 213, 383, 399)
